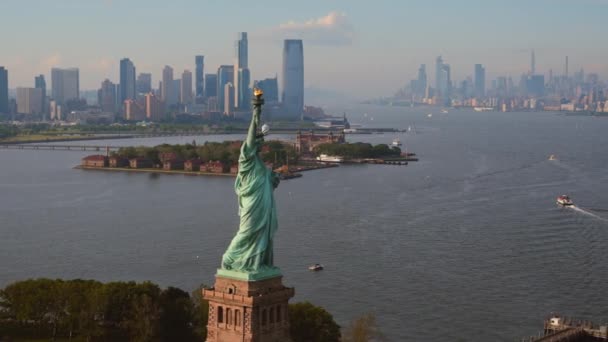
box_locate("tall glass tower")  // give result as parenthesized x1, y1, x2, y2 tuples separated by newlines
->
(234, 32, 249, 110)
(120, 58, 136, 103)
(281, 39, 304, 120)
(195, 55, 205, 98)
(0, 67, 8, 114)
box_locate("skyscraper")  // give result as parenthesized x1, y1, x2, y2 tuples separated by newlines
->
(474, 64, 486, 98)
(237, 68, 250, 110)
(51, 68, 79, 105)
(224, 82, 234, 115)
(531, 50, 536, 75)
(172, 79, 181, 106)
(137, 73, 152, 94)
(162, 66, 174, 106)
(416, 64, 427, 97)
(565, 56, 569, 78)
(435, 56, 450, 100)
(145, 92, 164, 121)
(255, 77, 279, 102)
(204, 74, 217, 98)
(120, 58, 136, 103)
(0, 67, 7, 114)
(234, 32, 249, 109)
(98, 79, 117, 113)
(181, 70, 193, 104)
(195, 55, 205, 98)
(16, 87, 43, 115)
(34, 75, 46, 115)
(282, 39, 304, 120)
(217, 65, 234, 113)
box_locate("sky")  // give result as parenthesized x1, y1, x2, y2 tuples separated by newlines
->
(1, 0, 607, 98)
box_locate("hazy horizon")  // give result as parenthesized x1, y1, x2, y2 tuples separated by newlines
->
(2, 0, 607, 98)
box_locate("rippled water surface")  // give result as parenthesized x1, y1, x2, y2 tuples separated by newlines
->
(1, 107, 608, 341)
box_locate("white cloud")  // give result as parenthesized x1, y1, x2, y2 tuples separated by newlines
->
(259, 11, 354, 46)
(39, 53, 62, 70)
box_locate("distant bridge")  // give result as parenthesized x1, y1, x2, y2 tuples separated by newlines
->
(0, 144, 124, 152)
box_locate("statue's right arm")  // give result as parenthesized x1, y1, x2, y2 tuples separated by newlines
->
(246, 107, 260, 148)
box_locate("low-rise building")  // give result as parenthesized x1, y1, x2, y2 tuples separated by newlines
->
(229, 164, 239, 174)
(82, 155, 108, 167)
(185, 159, 202, 171)
(129, 157, 153, 169)
(207, 160, 226, 173)
(109, 156, 129, 168)
(163, 159, 184, 170)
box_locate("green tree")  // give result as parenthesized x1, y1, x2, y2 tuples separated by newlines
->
(190, 284, 209, 340)
(289, 302, 341, 342)
(159, 287, 196, 342)
(342, 313, 386, 342)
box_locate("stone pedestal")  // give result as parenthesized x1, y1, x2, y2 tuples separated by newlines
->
(203, 273, 294, 342)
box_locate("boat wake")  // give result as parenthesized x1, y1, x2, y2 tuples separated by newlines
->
(568, 205, 608, 222)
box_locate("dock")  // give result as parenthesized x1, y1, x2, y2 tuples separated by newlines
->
(0, 144, 124, 152)
(522, 316, 608, 341)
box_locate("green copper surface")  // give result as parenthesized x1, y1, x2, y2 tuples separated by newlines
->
(220, 93, 282, 275)
(216, 267, 282, 281)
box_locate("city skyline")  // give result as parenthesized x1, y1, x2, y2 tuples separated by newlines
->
(2, 0, 608, 98)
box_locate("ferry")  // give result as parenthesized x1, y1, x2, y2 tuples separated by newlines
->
(316, 154, 344, 163)
(391, 138, 402, 147)
(556, 195, 573, 206)
(308, 264, 324, 271)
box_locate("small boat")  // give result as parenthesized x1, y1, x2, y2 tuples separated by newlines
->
(316, 154, 344, 163)
(391, 138, 402, 147)
(556, 195, 573, 206)
(548, 154, 557, 161)
(441, 109, 449, 114)
(427, 113, 433, 118)
(308, 264, 324, 271)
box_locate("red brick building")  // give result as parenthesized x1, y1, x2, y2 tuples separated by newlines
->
(163, 159, 184, 170)
(159, 152, 177, 163)
(229, 164, 239, 174)
(129, 158, 153, 169)
(184, 159, 202, 171)
(81, 155, 108, 167)
(295, 130, 345, 156)
(109, 156, 129, 168)
(207, 161, 226, 173)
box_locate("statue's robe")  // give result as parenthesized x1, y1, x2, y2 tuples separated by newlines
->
(221, 138, 277, 271)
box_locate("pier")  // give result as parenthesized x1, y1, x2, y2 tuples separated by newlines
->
(522, 316, 608, 341)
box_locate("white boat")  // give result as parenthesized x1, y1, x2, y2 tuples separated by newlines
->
(474, 107, 494, 112)
(556, 195, 573, 206)
(316, 154, 344, 163)
(427, 113, 433, 118)
(441, 109, 449, 114)
(308, 264, 324, 271)
(548, 154, 557, 161)
(391, 138, 402, 147)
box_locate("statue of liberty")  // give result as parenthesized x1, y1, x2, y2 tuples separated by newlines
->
(220, 89, 282, 278)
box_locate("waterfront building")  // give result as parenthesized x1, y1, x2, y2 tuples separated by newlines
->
(51, 67, 79, 105)
(237, 68, 250, 110)
(255, 77, 279, 103)
(475, 64, 486, 99)
(49, 100, 61, 120)
(217, 65, 234, 113)
(16, 87, 43, 115)
(195, 55, 205, 98)
(0, 67, 9, 114)
(435, 56, 451, 101)
(295, 130, 345, 156)
(136, 73, 152, 94)
(34, 75, 46, 116)
(204, 74, 217, 98)
(145, 92, 164, 121)
(224, 82, 235, 115)
(124, 99, 145, 121)
(161, 65, 174, 106)
(172, 79, 181, 106)
(282, 39, 304, 120)
(98, 79, 117, 113)
(120, 58, 136, 103)
(81, 155, 109, 168)
(181, 70, 193, 104)
(234, 32, 249, 109)
(0, 67, 7, 114)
